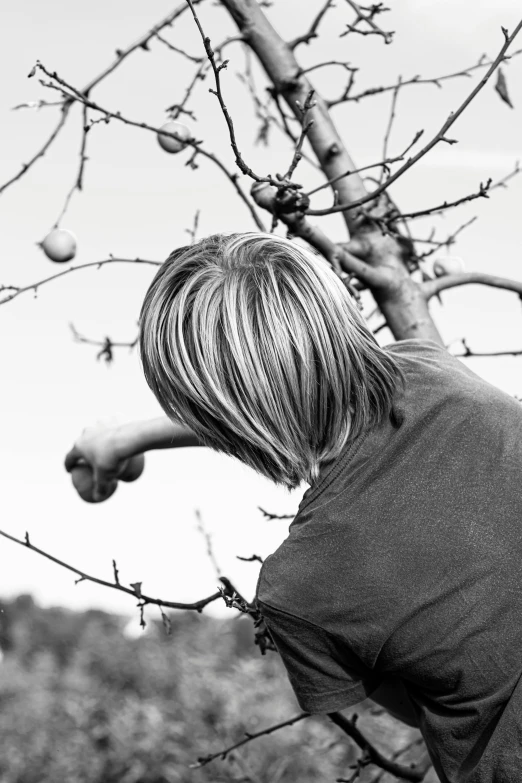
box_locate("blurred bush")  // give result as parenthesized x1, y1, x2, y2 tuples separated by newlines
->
(0, 595, 421, 782)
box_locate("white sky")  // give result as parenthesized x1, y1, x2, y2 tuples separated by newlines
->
(1, 0, 521, 621)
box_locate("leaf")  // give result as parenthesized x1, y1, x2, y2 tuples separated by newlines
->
(495, 68, 514, 108)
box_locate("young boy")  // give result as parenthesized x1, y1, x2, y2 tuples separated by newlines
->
(65, 232, 522, 782)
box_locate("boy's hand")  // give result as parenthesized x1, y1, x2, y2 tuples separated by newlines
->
(64, 422, 145, 503)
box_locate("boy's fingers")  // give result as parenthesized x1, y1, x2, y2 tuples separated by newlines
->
(93, 470, 116, 502)
(64, 446, 84, 473)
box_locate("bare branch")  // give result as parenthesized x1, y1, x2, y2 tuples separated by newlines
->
(237, 554, 264, 563)
(379, 76, 402, 184)
(422, 271, 522, 300)
(184, 0, 265, 181)
(69, 323, 138, 364)
(166, 59, 209, 121)
(298, 60, 357, 77)
(0, 104, 71, 195)
(0, 527, 225, 612)
(329, 712, 431, 781)
(195, 508, 222, 578)
(251, 183, 393, 290)
(154, 32, 203, 62)
(0, 257, 161, 307)
(397, 177, 493, 221)
(258, 506, 295, 521)
(53, 104, 90, 227)
(308, 20, 522, 216)
(342, 1, 394, 45)
(32, 62, 267, 230)
(289, 0, 335, 49)
(185, 209, 201, 243)
(166, 37, 243, 122)
(1, 2, 201, 195)
(82, 0, 204, 95)
(452, 338, 522, 359)
(191, 713, 309, 768)
(370, 738, 426, 783)
(281, 90, 316, 180)
(414, 217, 477, 261)
(328, 47, 522, 107)
(305, 130, 423, 198)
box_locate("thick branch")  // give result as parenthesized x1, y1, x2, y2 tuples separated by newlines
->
(251, 183, 392, 289)
(422, 271, 522, 301)
(329, 712, 431, 781)
(220, 0, 370, 235)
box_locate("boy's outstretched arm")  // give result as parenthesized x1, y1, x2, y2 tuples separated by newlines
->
(64, 417, 202, 502)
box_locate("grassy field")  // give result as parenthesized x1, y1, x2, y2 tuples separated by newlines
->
(0, 595, 426, 783)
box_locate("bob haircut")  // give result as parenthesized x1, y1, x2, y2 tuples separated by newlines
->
(139, 232, 403, 490)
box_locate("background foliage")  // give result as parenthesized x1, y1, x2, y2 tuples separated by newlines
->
(0, 596, 422, 783)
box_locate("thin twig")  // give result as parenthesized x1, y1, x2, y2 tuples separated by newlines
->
(185, 209, 201, 243)
(154, 32, 203, 62)
(342, 0, 394, 44)
(305, 129, 423, 197)
(415, 217, 477, 261)
(308, 21, 522, 216)
(258, 506, 295, 520)
(195, 509, 222, 578)
(0, 257, 161, 306)
(289, 0, 335, 49)
(32, 62, 266, 230)
(0, 527, 225, 612)
(328, 47, 522, 106)
(452, 338, 522, 358)
(0, 2, 203, 196)
(0, 104, 71, 195)
(184, 0, 264, 181)
(82, 1, 204, 95)
(53, 104, 90, 227)
(191, 713, 309, 767)
(69, 323, 138, 364)
(379, 76, 402, 184)
(281, 90, 316, 180)
(396, 178, 493, 220)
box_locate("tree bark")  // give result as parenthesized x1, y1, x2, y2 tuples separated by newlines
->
(219, 0, 443, 344)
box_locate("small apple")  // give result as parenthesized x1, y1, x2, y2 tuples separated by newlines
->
(157, 121, 190, 153)
(71, 464, 117, 504)
(119, 454, 145, 483)
(41, 228, 77, 263)
(433, 257, 465, 277)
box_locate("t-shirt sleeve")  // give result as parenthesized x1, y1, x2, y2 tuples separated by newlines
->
(257, 600, 381, 714)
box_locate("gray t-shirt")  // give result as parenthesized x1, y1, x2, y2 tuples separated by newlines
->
(256, 339, 522, 782)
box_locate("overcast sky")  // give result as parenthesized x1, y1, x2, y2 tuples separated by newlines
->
(1, 0, 521, 623)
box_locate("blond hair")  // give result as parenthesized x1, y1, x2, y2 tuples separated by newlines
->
(139, 233, 402, 490)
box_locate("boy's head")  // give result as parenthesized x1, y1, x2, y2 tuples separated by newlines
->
(139, 232, 401, 490)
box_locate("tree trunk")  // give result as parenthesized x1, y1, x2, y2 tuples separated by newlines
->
(220, 0, 443, 345)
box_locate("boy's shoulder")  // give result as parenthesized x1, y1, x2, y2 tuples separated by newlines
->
(256, 338, 522, 618)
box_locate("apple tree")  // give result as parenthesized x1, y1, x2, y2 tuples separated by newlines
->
(1, 1, 522, 780)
